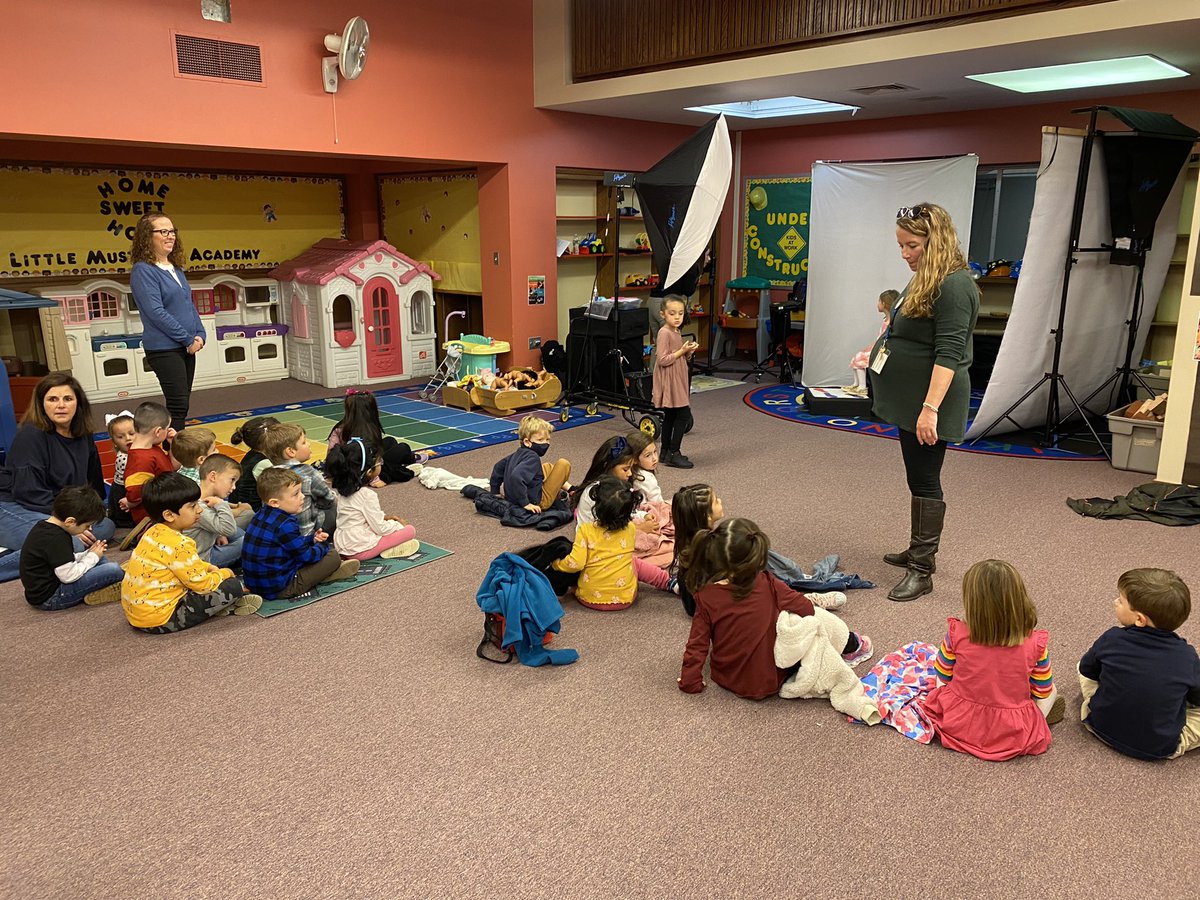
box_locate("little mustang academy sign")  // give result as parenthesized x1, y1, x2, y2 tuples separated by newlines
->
(0, 165, 344, 278)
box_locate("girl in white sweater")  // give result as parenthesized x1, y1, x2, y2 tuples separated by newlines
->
(328, 439, 419, 560)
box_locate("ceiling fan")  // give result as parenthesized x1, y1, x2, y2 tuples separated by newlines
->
(321, 16, 370, 94)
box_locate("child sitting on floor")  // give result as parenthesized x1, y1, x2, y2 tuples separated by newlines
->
(122, 401, 176, 526)
(327, 439, 420, 561)
(104, 412, 135, 528)
(626, 431, 664, 503)
(671, 484, 847, 618)
(569, 436, 638, 526)
(1078, 567, 1199, 761)
(229, 415, 279, 510)
(489, 415, 571, 514)
(186, 454, 249, 567)
(120, 472, 262, 632)
(264, 422, 337, 536)
(20, 485, 124, 610)
(923, 559, 1064, 761)
(328, 389, 429, 486)
(242, 468, 359, 601)
(552, 475, 672, 610)
(170, 427, 217, 484)
(677, 517, 872, 699)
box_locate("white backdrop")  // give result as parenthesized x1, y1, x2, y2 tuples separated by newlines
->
(804, 156, 978, 388)
(966, 132, 1183, 438)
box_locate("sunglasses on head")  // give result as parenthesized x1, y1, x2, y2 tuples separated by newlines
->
(896, 206, 928, 220)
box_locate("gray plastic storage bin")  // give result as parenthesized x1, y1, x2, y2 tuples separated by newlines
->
(1105, 413, 1164, 475)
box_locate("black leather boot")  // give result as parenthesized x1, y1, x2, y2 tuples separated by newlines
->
(883, 497, 937, 573)
(888, 497, 946, 601)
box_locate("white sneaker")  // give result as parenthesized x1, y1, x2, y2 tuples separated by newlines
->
(804, 591, 846, 610)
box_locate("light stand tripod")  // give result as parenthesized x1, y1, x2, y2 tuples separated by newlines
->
(969, 107, 1120, 458)
(741, 301, 801, 386)
(970, 104, 1196, 456)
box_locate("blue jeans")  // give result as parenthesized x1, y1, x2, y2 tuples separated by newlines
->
(37, 560, 125, 610)
(0, 501, 117, 583)
(207, 530, 244, 568)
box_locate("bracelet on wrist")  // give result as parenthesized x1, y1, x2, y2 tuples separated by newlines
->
(922, 402, 939, 413)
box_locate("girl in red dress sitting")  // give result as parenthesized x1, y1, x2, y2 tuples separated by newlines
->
(924, 559, 1065, 761)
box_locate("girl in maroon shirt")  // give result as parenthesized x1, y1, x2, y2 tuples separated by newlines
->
(678, 518, 871, 700)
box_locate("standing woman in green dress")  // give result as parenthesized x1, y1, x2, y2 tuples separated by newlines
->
(870, 203, 979, 601)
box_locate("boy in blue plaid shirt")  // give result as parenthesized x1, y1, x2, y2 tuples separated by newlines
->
(262, 422, 337, 536)
(242, 468, 358, 600)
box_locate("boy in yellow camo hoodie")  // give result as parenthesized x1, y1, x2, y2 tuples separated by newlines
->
(121, 473, 261, 633)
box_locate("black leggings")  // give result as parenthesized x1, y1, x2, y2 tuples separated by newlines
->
(144, 347, 197, 434)
(897, 428, 948, 500)
(662, 406, 693, 455)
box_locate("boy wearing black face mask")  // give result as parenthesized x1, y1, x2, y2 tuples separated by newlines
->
(489, 416, 572, 514)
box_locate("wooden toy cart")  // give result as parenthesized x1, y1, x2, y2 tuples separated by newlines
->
(442, 375, 562, 416)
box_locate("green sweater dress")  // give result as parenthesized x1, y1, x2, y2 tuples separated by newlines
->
(870, 268, 980, 443)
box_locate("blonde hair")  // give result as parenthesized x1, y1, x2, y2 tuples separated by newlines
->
(517, 415, 553, 441)
(961, 559, 1038, 647)
(263, 422, 306, 464)
(895, 203, 975, 318)
(170, 427, 216, 468)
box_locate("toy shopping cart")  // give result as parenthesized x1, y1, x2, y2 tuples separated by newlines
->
(419, 342, 463, 401)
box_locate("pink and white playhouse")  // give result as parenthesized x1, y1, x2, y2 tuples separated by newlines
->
(270, 239, 440, 388)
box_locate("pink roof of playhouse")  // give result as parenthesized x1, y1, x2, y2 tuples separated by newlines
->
(269, 239, 441, 287)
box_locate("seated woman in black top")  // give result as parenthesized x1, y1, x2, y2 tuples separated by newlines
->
(0, 373, 116, 582)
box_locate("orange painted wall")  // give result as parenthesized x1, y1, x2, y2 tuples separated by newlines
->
(0, 0, 693, 365)
(721, 89, 1200, 289)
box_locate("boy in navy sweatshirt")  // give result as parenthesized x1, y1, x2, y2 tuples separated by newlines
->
(488, 415, 570, 514)
(1079, 567, 1200, 760)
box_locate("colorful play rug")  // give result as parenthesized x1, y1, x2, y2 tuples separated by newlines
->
(691, 375, 746, 394)
(255, 542, 454, 618)
(743, 385, 1108, 461)
(93, 387, 609, 477)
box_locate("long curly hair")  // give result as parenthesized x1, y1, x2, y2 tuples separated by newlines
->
(130, 213, 186, 268)
(895, 202, 973, 318)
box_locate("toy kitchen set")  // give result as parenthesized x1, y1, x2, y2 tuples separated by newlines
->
(33, 273, 289, 403)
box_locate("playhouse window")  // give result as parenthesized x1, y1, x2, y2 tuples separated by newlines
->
(87, 291, 120, 321)
(331, 294, 356, 347)
(192, 290, 215, 316)
(58, 296, 88, 325)
(411, 292, 432, 334)
(290, 292, 310, 339)
(214, 284, 238, 312)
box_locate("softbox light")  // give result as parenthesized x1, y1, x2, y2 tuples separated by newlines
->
(1100, 106, 1198, 265)
(634, 115, 732, 296)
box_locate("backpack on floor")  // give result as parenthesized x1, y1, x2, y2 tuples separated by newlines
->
(475, 613, 554, 665)
(540, 340, 566, 380)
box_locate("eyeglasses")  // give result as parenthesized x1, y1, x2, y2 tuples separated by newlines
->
(896, 206, 928, 220)
(152, 229, 178, 236)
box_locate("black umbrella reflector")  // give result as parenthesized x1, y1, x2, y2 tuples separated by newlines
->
(634, 115, 732, 295)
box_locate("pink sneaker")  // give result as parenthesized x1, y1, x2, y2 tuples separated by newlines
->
(805, 591, 846, 610)
(842, 633, 873, 668)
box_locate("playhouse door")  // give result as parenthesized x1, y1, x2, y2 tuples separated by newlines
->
(364, 277, 403, 379)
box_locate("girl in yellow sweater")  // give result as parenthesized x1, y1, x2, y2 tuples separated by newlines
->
(553, 475, 673, 610)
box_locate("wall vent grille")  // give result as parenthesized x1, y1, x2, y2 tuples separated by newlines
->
(175, 33, 263, 83)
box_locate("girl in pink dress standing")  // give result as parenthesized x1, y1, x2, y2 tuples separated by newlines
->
(846, 289, 898, 396)
(654, 296, 699, 469)
(924, 559, 1065, 761)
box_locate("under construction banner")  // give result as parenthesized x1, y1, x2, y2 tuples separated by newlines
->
(0, 165, 344, 278)
(742, 176, 811, 286)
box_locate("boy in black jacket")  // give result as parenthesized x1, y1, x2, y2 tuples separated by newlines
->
(489, 416, 570, 514)
(1079, 568, 1200, 760)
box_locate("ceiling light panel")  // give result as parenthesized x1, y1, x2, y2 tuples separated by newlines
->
(966, 55, 1188, 94)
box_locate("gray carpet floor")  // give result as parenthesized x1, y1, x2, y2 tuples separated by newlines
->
(3, 377, 1197, 898)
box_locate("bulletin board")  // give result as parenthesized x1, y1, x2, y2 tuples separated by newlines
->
(0, 165, 344, 278)
(741, 176, 811, 286)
